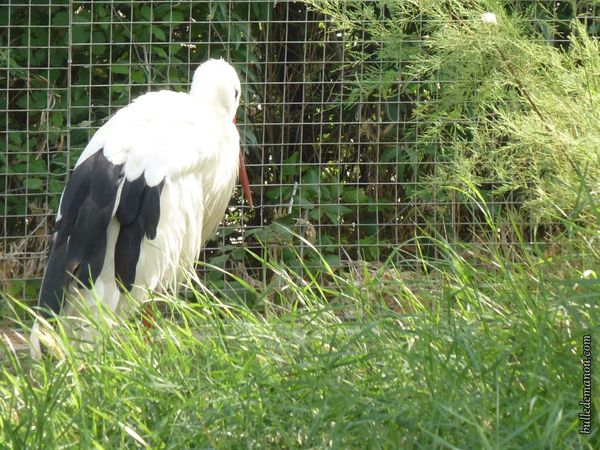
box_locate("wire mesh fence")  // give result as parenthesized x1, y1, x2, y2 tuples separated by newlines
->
(1, 1, 599, 301)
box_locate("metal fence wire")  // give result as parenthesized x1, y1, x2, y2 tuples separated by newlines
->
(1, 1, 599, 300)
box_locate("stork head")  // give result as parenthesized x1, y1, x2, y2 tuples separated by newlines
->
(190, 59, 241, 121)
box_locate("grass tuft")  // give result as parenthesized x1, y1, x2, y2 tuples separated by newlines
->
(1, 219, 598, 448)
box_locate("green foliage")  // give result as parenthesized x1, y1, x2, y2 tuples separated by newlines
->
(2, 3, 600, 444)
(0, 1, 272, 294)
(1, 208, 599, 447)
(3, 1, 600, 297)
(307, 0, 600, 236)
(3, 1, 402, 295)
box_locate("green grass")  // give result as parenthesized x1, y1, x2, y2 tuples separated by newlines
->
(1, 226, 599, 449)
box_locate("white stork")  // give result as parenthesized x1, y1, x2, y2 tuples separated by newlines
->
(30, 59, 252, 357)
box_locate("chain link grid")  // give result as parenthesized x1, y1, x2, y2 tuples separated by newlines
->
(1, 1, 598, 301)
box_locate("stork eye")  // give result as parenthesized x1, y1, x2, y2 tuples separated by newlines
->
(234, 88, 240, 100)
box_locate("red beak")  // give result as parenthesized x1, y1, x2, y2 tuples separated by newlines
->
(234, 117, 253, 208)
(239, 150, 253, 208)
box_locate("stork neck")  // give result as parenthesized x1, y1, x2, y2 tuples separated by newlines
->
(191, 92, 234, 121)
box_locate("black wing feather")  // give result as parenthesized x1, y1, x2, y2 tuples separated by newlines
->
(114, 177, 164, 291)
(38, 150, 165, 314)
(115, 175, 147, 225)
(38, 150, 123, 315)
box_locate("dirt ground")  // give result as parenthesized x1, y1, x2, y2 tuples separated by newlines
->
(1, 328, 29, 352)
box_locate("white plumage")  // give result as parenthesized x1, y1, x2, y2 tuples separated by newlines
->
(31, 59, 250, 357)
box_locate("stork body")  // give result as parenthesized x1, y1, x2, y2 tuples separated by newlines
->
(31, 59, 248, 356)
